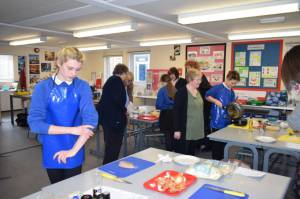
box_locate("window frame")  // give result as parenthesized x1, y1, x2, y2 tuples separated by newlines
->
(0, 55, 14, 82)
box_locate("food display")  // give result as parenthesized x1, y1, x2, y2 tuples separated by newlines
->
(185, 160, 236, 180)
(144, 170, 196, 196)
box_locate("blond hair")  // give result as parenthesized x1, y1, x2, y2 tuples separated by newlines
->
(186, 69, 202, 82)
(56, 47, 84, 67)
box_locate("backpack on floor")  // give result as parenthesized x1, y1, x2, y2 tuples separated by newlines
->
(15, 113, 28, 127)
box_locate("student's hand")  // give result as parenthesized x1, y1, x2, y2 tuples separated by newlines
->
(72, 125, 94, 138)
(53, 150, 76, 164)
(214, 100, 223, 108)
(174, 131, 181, 140)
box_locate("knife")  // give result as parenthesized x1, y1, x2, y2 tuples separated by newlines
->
(100, 172, 132, 184)
(206, 186, 246, 197)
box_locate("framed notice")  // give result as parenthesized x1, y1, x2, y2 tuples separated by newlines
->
(147, 68, 183, 91)
(186, 43, 226, 86)
(231, 40, 283, 91)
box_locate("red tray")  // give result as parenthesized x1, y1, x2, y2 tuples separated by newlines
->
(137, 115, 158, 121)
(143, 170, 197, 196)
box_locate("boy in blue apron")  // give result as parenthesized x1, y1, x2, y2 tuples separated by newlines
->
(206, 70, 240, 160)
(28, 47, 98, 184)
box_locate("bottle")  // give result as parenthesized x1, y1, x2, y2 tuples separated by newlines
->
(248, 117, 253, 131)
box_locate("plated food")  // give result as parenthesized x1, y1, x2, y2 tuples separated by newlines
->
(144, 170, 196, 196)
(185, 160, 236, 180)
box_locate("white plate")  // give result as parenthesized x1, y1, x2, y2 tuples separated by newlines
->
(173, 155, 200, 166)
(255, 136, 276, 143)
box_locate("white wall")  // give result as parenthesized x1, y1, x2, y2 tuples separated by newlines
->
(1, 37, 300, 94)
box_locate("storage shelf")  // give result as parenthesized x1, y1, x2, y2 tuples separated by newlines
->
(242, 104, 295, 111)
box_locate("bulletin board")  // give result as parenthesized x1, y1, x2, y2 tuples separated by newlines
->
(231, 40, 283, 91)
(186, 43, 226, 86)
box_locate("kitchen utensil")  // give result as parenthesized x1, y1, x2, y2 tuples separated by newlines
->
(100, 173, 132, 184)
(225, 102, 247, 126)
(205, 185, 246, 197)
(255, 136, 276, 143)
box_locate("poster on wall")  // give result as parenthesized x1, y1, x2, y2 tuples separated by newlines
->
(231, 40, 283, 91)
(44, 51, 55, 61)
(29, 54, 40, 64)
(186, 43, 226, 86)
(41, 63, 52, 72)
(29, 74, 40, 84)
(29, 64, 40, 74)
(147, 68, 182, 91)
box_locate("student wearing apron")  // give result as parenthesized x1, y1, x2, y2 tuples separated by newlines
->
(205, 70, 240, 160)
(28, 47, 98, 184)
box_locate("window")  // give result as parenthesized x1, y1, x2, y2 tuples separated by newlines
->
(103, 56, 123, 82)
(0, 55, 14, 82)
(129, 52, 150, 82)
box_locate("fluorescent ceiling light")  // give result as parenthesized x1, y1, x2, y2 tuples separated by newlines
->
(140, 38, 192, 46)
(78, 44, 111, 51)
(9, 36, 47, 46)
(73, 22, 137, 38)
(259, 16, 286, 24)
(178, 0, 299, 24)
(228, 29, 300, 40)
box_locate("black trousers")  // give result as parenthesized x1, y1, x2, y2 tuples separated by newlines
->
(173, 136, 199, 156)
(46, 165, 82, 184)
(102, 125, 124, 165)
(159, 109, 174, 151)
(211, 128, 225, 160)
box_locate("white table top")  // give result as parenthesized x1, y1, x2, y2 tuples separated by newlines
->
(208, 126, 300, 153)
(22, 148, 290, 199)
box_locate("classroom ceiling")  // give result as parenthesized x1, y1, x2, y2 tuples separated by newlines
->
(0, 0, 299, 49)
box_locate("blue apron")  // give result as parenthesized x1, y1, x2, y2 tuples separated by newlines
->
(210, 86, 234, 129)
(42, 79, 84, 169)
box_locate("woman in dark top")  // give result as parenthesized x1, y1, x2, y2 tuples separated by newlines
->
(173, 69, 205, 155)
(185, 60, 212, 150)
(97, 64, 129, 165)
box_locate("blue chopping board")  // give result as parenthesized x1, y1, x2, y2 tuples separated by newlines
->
(98, 156, 155, 178)
(189, 184, 249, 199)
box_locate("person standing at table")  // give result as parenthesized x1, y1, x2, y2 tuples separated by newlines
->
(97, 64, 128, 165)
(28, 47, 98, 184)
(173, 69, 205, 155)
(205, 70, 240, 160)
(185, 60, 212, 151)
(281, 45, 300, 197)
(156, 74, 176, 151)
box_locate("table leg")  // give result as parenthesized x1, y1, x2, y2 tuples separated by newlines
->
(10, 95, 14, 125)
(224, 142, 259, 170)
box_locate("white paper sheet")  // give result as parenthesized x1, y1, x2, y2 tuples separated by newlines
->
(234, 167, 265, 178)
